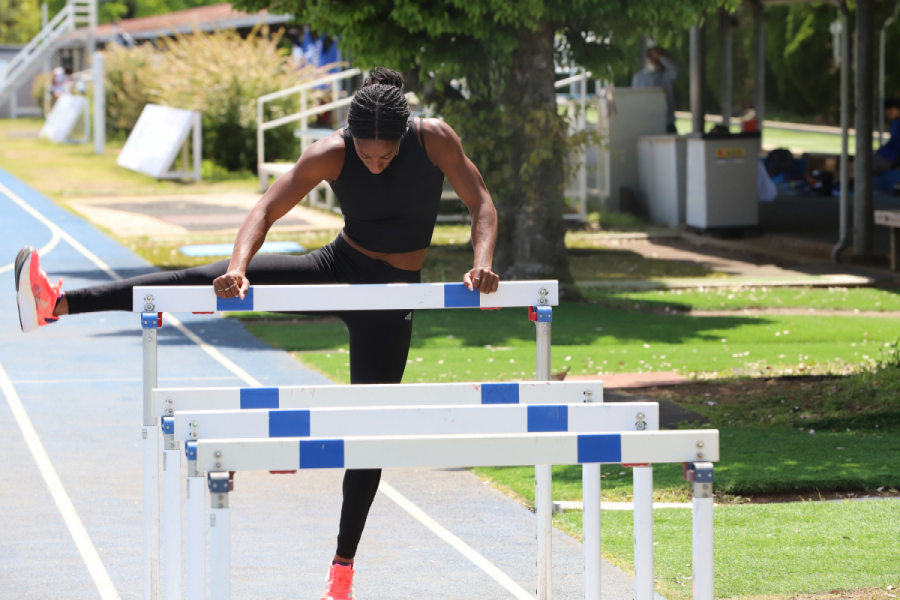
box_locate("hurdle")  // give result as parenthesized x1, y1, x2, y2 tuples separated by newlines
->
(193, 430, 719, 600)
(168, 401, 659, 600)
(135, 281, 561, 600)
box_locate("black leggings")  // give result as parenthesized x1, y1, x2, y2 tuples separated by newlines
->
(67, 234, 418, 559)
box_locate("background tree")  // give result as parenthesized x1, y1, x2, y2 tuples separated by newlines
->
(0, 0, 41, 43)
(232, 0, 730, 296)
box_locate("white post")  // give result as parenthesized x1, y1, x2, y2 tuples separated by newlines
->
(578, 68, 588, 220)
(257, 98, 266, 191)
(209, 473, 231, 600)
(300, 88, 309, 204)
(10, 91, 17, 120)
(535, 306, 553, 600)
(633, 466, 654, 600)
(582, 463, 602, 600)
(142, 317, 160, 600)
(691, 463, 714, 600)
(42, 3, 51, 75)
(185, 452, 206, 600)
(163, 440, 182, 600)
(92, 51, 104, 155)
(192, 112, 202, 182)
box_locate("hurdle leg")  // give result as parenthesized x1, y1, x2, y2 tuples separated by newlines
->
(689, 462, 715, 600)
(632, 465, 654, 600)
(209, 472, 231, 600)
(533, 305, 553, 600)
(162, 418, 182, 600)
(141, 315, 161, 600)
(185, 442, 205, 600)
(582, 463, 601, 600)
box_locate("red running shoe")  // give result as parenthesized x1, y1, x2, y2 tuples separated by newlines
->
(15, 246, 62, 333)
(320, 562, 356, 600)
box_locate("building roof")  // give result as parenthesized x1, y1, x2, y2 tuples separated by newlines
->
(69, 3, 293, 44)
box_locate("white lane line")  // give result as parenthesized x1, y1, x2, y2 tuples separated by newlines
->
(0, 180, 261, 387)
(0, 228, 61, 274)
(0, 360, 121, 600)
(378, 481, 534, 600)
(0, 181, 121, 282)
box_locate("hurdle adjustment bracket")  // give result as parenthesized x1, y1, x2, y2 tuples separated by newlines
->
(141, 312, 163, 328)
(208, 472, 230, 507)
(685, 461, 714, 498)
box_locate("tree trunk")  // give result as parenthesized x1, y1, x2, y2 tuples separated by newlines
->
(492, 21, 576, 297)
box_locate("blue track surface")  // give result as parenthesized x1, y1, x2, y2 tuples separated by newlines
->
(0, 167, 641, 600)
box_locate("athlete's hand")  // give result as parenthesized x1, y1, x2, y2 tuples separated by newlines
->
(464, 266, 499, 294)
(213, 271, 250, 300)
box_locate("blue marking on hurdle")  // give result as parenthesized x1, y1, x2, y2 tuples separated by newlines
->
(240, 387, 279, 409)
(481, 383, 519, 404)
(443, 283, 480, 308)
(269, 409, 311, 438)
(141, 312, 159, 328)
(577, 434, 622, 463)
(217, 286, 255, 311)
(299, 439, 344, 468)
(161, 416, 175, 434)
(185, 440, 198, 460)
(527, 405, 568, 432)
(534, 306, 553, 322)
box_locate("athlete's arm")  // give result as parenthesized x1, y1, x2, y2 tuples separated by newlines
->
(214, 134, 343, 299)
(425, 119, 500, 294)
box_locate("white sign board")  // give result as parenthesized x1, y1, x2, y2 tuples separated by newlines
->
(40, 94, 88, 143)
(117, 104, 197, 178)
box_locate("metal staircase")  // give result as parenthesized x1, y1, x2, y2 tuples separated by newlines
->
(0, 0, 96, 108)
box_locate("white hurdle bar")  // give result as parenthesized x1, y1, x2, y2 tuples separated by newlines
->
(196, 430, 719, 600)
(136, 281, 559, 600)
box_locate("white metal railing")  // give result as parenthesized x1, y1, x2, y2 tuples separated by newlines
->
(256, 68, 360, 167)
(0, 0, 96, 110)
(555, 68, 597, 221)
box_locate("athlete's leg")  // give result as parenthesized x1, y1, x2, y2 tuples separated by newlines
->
(60, 244, 339, 315)
(334, 308, 415, 562)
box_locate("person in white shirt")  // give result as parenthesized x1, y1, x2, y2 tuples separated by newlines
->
(631, 46, 680, 133)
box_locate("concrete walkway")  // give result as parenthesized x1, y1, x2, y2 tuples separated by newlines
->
(0, 169, 641, 600)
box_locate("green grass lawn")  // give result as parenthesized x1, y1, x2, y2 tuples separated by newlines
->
(238, 305, 900, 382)
(674, 117, 856, 156)
(556, 501, 900, 600)
(588, 287, 900, 313)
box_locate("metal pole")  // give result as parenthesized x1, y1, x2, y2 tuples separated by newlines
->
(633, 466, 654, 600)
(185, 444, 205, 600)
(257, 98, 266, 191)
(879, 27, 886, 146)
(535, 306, 553, 600)
(162, 421, 182, 600)
(691, 463, 715, 600)
(42, 3, 51, 74)
(582, 463, 601, 600)
(193, 112, 202, 182)
(832, 2, 851, 262)
(719, 9, 733, 130)
(690, 25, 706, 134)
(854, 0, 875, 257)
(142, 317, 160, 600)
(92, 51, 104, 155)
(209, 474, 231, 600)
(753, 1, 766, 132)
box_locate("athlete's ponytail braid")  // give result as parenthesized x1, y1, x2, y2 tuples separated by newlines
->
(347, 67, 410, 141)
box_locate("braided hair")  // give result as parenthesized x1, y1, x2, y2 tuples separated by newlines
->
(347, 67, 410, 141)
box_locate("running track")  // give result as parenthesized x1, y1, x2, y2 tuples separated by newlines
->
(0, 167, 641, 600)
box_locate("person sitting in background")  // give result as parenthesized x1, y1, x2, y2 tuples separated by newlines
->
(873, 98, 900, 193)
(631, 45, 680, 133)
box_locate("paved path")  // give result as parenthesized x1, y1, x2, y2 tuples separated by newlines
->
(0, 168, 642, 600)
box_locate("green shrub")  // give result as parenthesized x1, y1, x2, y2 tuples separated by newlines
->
(103, 27, 333, 171)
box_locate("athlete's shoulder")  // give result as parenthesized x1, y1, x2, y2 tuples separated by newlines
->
(295, 129, 345, 182)
(420, 118, 463, 162)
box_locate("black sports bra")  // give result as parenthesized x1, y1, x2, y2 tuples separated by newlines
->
(328, 119, 445, 253)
